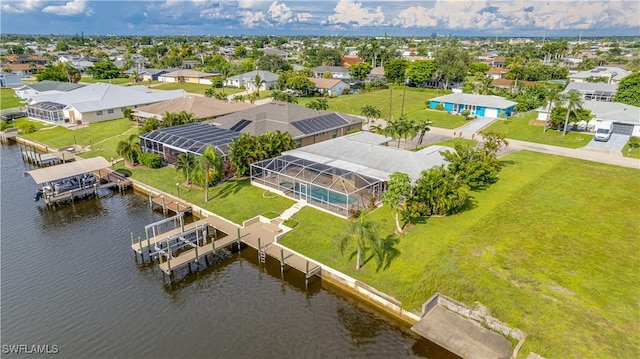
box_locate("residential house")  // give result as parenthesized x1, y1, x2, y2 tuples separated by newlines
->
(181, 60, 201, 69)
(568, 67, 630, 84)
(14, 81, 85, 100)
(133, 95, 253, 122)
(562, 82, 617, 102)
(224, 70, 279, 91)
(308, 78, 350, 96)
(26, 83, 187, 124)
(0, 73, 24, 88)
(139, 101, 365, 165)
(491, 57, 506, 68)
(429, 93, 517, 118)
(312, 66, 351, 80)
(488, 68, 509, 79)
(340, 55, 361, 68)
(159, 69, 216, 84)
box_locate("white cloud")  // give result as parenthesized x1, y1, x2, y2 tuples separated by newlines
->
(296, 12, 313, 23)
(237, 0, 262, 9)
(42, 0, 89, 16)
(328, 0, 384, 26)
(393, 5, 437, 28)
(268, 1, 293, 24)
(2, 0, 41, 14)
(240, 10, 267, 28)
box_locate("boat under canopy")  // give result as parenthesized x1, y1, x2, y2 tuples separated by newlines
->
(24, 157, 110, 184)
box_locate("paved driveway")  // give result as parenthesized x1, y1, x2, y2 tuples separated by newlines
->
(457, 117, 497, 134)
(585, 134, 629, 152)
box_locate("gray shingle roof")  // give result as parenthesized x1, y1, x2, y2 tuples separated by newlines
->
(581, 101, 640, 126)
(430, 93, 517, 109)
(207, 101, 362, 138)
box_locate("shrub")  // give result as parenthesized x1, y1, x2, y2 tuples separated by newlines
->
(137, 152, 163, 168)
(435, 103, 445, 111)
(628, 136, 640, 148)
(0, 121, 9, 131)
(17, 122, 36, 134)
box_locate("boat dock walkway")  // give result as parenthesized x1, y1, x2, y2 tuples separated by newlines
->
(132, 203, 321, 281)
(94, 168, 132, 192)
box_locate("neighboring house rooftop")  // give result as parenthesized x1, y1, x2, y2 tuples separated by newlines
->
(207, 101, 362, 138)
(569, 67, 630, 81)
(29, 83, 187, 112)
(563, 82, 618, 93)
(581, 101, 640, 126)
(312, 66, 350, 74)
(134, 96, 253, 120)
(308, 77, 345, 89)
(162, 69, 215, 78)
(15, 80, 84, 93)
(430, 93, 517, 109)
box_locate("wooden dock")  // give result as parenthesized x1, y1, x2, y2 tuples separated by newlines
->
(132, 212, 322, 282)
(94, 168, 132, 192)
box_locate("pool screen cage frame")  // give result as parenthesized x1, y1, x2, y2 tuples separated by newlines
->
(251, 155, 384, 218)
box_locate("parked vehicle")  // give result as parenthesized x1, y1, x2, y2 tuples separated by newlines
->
(594, 121, 613, 142)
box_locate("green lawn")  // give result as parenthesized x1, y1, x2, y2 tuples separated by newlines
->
(624, 137, 640, 159)
(294, 86, 467, 129)
(21, 118, 135, 150)
(1, 88, 24, 110)
(280, 150, 640, 358)
(117, 165, 294, 224)
(152, 83, 244, 96)
(485, 112, 594, 149)
(80, 76, 133, 85)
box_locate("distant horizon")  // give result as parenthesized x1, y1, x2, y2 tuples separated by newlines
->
(1, 1, 639, 38)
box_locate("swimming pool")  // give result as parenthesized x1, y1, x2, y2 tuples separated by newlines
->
(280, 182, 356, 205)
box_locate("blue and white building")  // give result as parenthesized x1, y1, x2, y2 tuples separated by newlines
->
(429, 93, 517, 118)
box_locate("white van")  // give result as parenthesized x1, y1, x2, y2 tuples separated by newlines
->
(594, 121, 613, 142)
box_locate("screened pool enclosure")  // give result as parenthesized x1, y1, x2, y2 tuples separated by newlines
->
(251, 155, 384, 217)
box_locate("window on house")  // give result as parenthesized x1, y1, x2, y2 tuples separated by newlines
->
(107, 109, 114, 114)
(96, 111, 103, 116)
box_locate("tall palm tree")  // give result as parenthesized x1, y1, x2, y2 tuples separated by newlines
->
(561, 90, 584, 136)
(174, 152, 196, 184)
(116, 134, 141, 165)
(252, 73, 266, 97)
(198, 145, 223, 202)
(306, 98, 329, 111)
(338, 211, 381, 270)
(360, 105, 381, 130)
(543, 87, 561, 133)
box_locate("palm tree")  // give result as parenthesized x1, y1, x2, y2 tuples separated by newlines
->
(338, 211, 382, 270)
(116, 134, 141, 166)
(306, 98, 329, 111)
(561, 90, 584, 136)
(198, 145, 223, 202)
(543, 87, 561, 133)
(360, 105, 381, 130)
(123, 108, 134, 122)
(252, 73, 266, 97)
(174, 152, 196, 184)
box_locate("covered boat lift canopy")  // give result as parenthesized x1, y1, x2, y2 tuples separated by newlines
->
(24, 156, 110, 184)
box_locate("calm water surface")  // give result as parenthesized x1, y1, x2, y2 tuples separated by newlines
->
(1, 144, 456, 358)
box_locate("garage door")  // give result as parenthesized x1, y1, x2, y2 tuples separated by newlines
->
(612, 123, 634, 135)
(484, 108, 498, 118)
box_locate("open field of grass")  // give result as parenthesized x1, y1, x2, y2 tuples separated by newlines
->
(152, 83, 244, 96)
(21, 118, 135, 150)
(295, 86, 467, 129)
(485, 112, 594, 149)
(116, 164, 294, 224)
(1, 88, 24, 110)
(280, 150, 639, 358)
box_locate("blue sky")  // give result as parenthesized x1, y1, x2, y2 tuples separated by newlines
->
(2, 1, 639, 37)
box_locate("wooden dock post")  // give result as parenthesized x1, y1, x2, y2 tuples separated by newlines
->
(148, 191, 152, 208)
(166, 238, 172, 274)
(237, 228, 241, 251)
(199, 209, 203, 220)
(139, 236, 143, 261)
(257, 237, 262, 261)
(280, 248, 285, 274)
(161, 195, 166, 215)
(305, 261, 310, 287)
(176, 201, 180, 214)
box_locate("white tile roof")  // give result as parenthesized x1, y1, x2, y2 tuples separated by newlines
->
(581, 101, 640, 126)
(29, 83, 187, 113)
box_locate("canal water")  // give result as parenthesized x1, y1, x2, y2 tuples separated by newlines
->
(1, 144, 456, 358)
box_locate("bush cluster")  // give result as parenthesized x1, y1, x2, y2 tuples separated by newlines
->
(137, 152, 163, 168)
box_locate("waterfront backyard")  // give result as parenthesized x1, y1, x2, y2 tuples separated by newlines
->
(279, 150, 639, 358)
(11, 114, 640, 358)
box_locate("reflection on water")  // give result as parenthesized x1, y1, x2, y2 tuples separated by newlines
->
(1, 144, 456, 358)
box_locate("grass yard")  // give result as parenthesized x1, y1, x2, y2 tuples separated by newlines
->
(295, 86, 466, 129)
(21, 118, 135, 150)
(117, 164, 294, 224)
(80, 76, 133, 85)
(624, 137, 640, 159)
(280, 150, 639, 358)
(1, 88, 24, 110)
(152, 83, 244, 96)
(485, 112, 594, 148)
